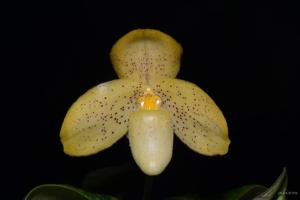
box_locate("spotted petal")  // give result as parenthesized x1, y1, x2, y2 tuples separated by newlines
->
(151, 78, 230, 156)
(60, 79, 142, 156)
(110, 29, 182, 81)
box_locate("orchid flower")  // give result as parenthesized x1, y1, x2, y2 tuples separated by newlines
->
(60, 29, 230, 175)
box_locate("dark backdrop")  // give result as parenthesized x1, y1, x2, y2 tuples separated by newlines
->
(4, 1, 299, 199)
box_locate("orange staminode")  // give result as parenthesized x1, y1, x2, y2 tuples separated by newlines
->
(138, 89, 162, 110)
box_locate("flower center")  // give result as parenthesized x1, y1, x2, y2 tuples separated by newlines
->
(138, 88, 162, 110)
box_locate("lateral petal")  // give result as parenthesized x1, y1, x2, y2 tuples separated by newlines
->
(151, 78, 230, 156)
(60, 79, 142, 156)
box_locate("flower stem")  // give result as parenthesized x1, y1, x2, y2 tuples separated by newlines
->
(142, 175, 153, 200)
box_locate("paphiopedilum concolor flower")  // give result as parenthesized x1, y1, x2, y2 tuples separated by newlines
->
(60, 29, 230, 175)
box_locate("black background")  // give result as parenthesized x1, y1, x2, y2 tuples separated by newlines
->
(4, 1, 299, 199)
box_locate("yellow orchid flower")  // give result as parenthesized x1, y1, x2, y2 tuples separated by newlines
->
(60, 29, 230, 175)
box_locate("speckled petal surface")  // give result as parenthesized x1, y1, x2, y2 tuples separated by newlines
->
(110, 29, 182, 81)
(60, 79, 143, 156)
(60, 28, 230, 175)
(150, 78, 230, 156)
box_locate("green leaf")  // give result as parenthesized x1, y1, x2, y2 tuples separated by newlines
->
(166, 168, 288, 200)
(220, 184, 267, 200)
(253, 168, 288, 200)
(276, 168, 288, 200)
(82, 162, 141, 196)
(165, 185, 267, 200)
(24, 184, 118, 200)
